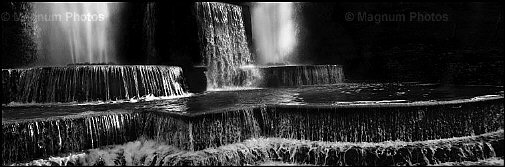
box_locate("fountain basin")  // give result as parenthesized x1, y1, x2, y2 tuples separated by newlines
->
(2, 83, 503, 164)
(1, 65, 187, 104)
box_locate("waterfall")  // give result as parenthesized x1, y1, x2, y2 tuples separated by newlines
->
(251, 2, 297, 65)
(258, 102, 504, 142)
(195, 2, 258, 89)
(2, 65, 187, 104)
(2, 112, 145, 165)
(253, 65, 344, 87)
(2, 98, 503, 165)
(33, 2, 121, 65)
(191, 108, 262, 150)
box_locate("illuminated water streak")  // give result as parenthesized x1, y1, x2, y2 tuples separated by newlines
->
(33, 2, 121, 65)
(252, 2, 297, 65)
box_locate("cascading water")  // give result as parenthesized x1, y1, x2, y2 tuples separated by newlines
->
(251, 2, 297, 65)
(195, 2, 336, 89)
(245, 65, 344, 87)
(2, 90, 503, 165)
(248, 3, 345, 87)
(195, 2, 259, 89)
(11, 131, 502, 166)
(6, 106, 503, 166)
(3, 2, 503, 166)
(33, 2, 120, 65)
(261, 65, 344, 87)
(2, 112, 145, 165)
(2, 65, 187, 104)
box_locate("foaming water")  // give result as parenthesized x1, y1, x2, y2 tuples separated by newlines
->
(4, 93, 193, 107)
(206, 87, 265, 92)
(9, 130, 503, 166)
(75, 93, 194, 106)
(33, 2, 122, 65)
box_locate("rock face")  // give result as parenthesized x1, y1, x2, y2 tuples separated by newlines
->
(1, 65, 187, 104)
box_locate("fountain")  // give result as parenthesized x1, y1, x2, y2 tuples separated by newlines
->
(3, 81, 503, 165)
(195, 2, 259, 89)
(33, 2, 121, 66)
(2, 65, 187, 104)
(251, 2, 297, 64)
(1, 2, 504, 166)
(248, 2, 345, 87)
(0, 2, 189, 105)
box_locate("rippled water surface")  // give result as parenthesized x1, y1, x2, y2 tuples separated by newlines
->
(3, 83, 503, 121)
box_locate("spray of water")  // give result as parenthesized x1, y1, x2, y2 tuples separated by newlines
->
(252, 2, 297, 65)
(195, 2, 260, 89)
(33, 2, 120, 66)
(10, 130, 503, 166)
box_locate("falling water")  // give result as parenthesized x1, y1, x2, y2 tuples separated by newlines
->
(8, 130, 503, 166)
(2, 112, 145, 165)
(33, 2, 120, 65)
(251, 2, 297, 65)
(2, 98, 503, 164)
(251, 65, 344, 87)
(195, 2, 259, 89)
(2, 65, 187, 104)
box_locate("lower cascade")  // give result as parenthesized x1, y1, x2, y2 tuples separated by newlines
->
(2, 65, 187, 104)
(3, 99, 503, 165)
(9, 131, 504, 166)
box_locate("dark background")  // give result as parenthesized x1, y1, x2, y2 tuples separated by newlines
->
(294, 2, 503, 85)
(1, 2, 503, 85)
